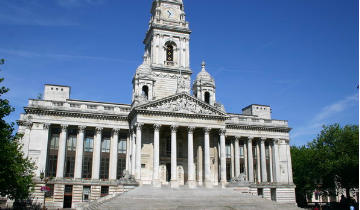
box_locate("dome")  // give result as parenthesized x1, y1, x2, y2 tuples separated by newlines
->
(135, 57, 152, 77)
(195, 61, 215, 84)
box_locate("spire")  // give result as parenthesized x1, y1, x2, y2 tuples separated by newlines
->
(201, 61, 206, 72)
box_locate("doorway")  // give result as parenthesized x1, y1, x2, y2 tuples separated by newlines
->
(63, 185, 73, 208)
(166, 163, 171, 182)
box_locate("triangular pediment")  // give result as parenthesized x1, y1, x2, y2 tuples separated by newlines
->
(135, 93, 227, 116)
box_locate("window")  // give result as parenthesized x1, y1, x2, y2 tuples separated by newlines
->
(83, 186, 91, 201)
(45, 184, 54, 201)
(84, 137, 94, 152)
(87, 105, 97, 110)
(65, 156, 75, 178)
(118, 140, 126, 154)
(50, 134, 59, 150)
(265, 146, 270, 159)
(240, 146, 244, 157)
(225, 145, 231, 158)
(46, 155, 57, 177)
(100, 186, 109, 197)
(100, 157, 109, 179)
(204, 92, 210, 104)
(104, 106, 114, 111)
(142, 86, 149, 100)
(101, 138, 111, 153)
(166, 44, 173, 61)
(82, 156, 92, 179)
(166, 137, 171, 157)
(67, 135, 77, 151)
(117, 158, 126, 179)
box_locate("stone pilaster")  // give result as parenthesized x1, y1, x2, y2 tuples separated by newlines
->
(152, 124, 161, 187)
(56, 124, 68, 178)
(74, 125, 86, 179)
(272, 139, 280, 183)
(131, 130, 136, 176)
(38, 123, 50, 177)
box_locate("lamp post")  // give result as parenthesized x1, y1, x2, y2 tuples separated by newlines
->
(39, 171, 50, 210)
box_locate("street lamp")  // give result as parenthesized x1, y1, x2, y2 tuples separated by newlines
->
(39, 171, 51, 210)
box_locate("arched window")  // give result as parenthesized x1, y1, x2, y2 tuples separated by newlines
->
(204, 92, 210, 104)
(142, 86, 149, 100)
(166, 44, 174, 62)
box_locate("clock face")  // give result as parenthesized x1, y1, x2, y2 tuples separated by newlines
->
(163, 8, 177, 20)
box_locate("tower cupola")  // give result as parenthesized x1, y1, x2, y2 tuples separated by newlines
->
(192, 61, 216, 106)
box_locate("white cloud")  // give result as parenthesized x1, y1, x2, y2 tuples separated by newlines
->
(0, 48, 136, 63)
(291, 93, 359, 141)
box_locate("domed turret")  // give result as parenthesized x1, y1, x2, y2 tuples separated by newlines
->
(192, 61, 216, 106)
(132, 56, 155, 105)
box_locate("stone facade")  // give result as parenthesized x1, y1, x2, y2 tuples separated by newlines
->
(16, 0, 295, 208)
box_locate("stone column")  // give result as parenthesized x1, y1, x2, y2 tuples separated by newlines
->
(92, 127, 102, 180)
(230, 141, 235, 179)
(170, 125, 178, 188)
(135, 123, 143, 181)
(247, 137, 254, 182)
(219, 129, 227, 186)
(109, 128, 120, 180)
(187, 126, 196, 188)
(286, 141, 293, 183)
(126, 133, 130, 171)
(272, 139, 280, 183)
(127, 133, 132, 174)
(152, 124, 161, 187)
(56, 124, 68, 178)
(74, 125, 86, 179)
(204, 128, 212, 188)
(269, 144, 273, 182)
(244, 141, 248, 180)
(38, 123, 50, 177)
(256, 142, 261, 183)
(131, 131, 136, 176)
(234, 136, 240, 178)
(260, 138, 268, 182)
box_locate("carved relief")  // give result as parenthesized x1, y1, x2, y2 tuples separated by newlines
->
(146, 97, 216, 115)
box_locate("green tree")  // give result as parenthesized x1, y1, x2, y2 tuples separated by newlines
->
(0, 60, 36, 200)
(292, 124, 359, 204)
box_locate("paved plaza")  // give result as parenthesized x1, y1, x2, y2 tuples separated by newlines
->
(90, 186, 301, 210)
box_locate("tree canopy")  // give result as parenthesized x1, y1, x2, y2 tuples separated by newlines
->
(291, 124, 359, 204)
(0, 60, 35, 200)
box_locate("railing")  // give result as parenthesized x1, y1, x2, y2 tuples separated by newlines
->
(28, 99, 131, 114)
(226, 115, 288, 127)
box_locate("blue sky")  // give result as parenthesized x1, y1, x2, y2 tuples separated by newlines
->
(0, 0, 358, 146)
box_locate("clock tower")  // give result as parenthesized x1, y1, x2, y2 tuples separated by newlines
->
(135, 0, 192, 102)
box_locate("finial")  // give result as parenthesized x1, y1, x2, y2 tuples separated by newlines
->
(201, 61, 206, 71)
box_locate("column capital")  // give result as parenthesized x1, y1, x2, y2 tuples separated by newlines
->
(272, 138, 280, 145)
(135, 123, 144, 130)
(78, 125, 86, 132)
(260, 137, 267, 142)
(234, 136, 240, 141)
(153, 124, 161, 131)
(247, 137, 254, 142)
(112, 128, 120, 134)
(43, 123, 50, 130)
(61, 124, 68, 131)
(188, 126, 195, 133)
(203, 127, 211, 133)
(95, 127, 103, 134)
(170, 124, 178, 132)
(219, 128, 226, 136)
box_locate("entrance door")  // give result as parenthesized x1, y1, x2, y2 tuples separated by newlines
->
(166, 163, 171, 182)
(63, 185, 73, 208)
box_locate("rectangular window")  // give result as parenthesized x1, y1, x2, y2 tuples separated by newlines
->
(117, 158, 126, 179)
(240, 146, 244, 157)
(46, 155, 57, 177)
(100, 186, 109, 197)
(82, 156, 92, 179)
(101, 138, 111, 153)
(225, 145, 231, 158)
(118, 140, 126, 154)
(83, 186, 91, 201)
(64, 185, 73, 194)
(265, 146, 270, 159)
(100, 157, 109, 179)
(84, 137, 94, 152)
(64, 156, 75, 178)
(253, 146, 257, 158)
(67, 135, 77, 151)
(50, 134, 59, 150)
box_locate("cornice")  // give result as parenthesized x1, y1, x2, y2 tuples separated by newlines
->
(24, 107, 128, 121)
